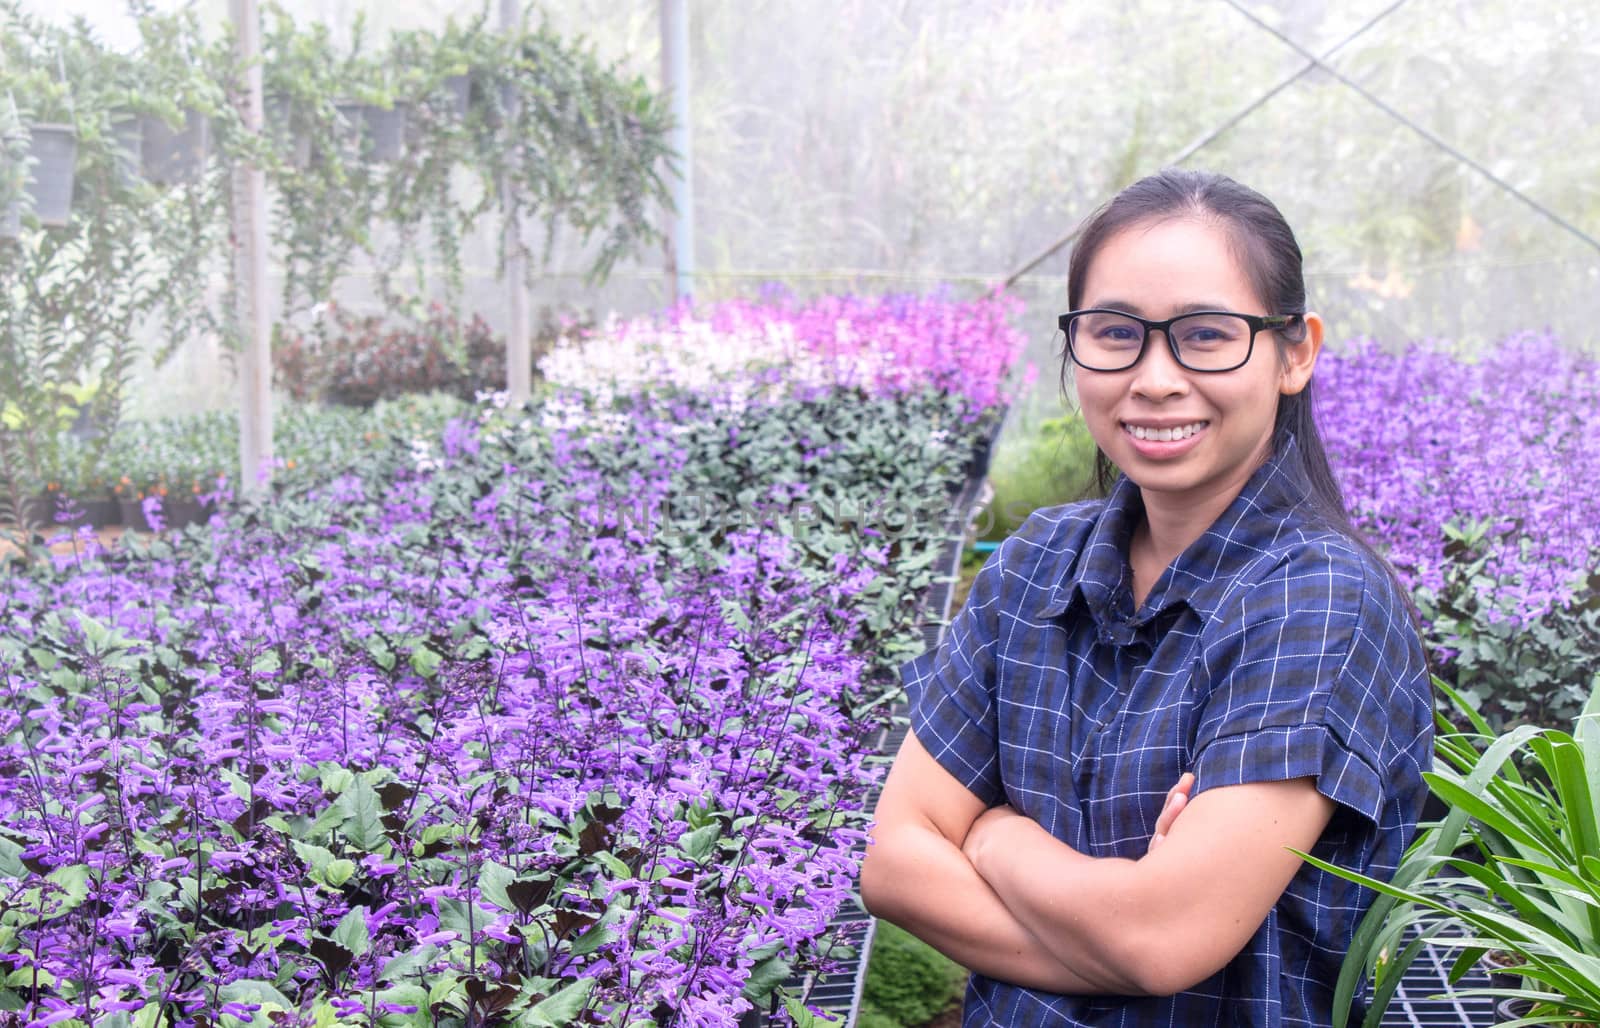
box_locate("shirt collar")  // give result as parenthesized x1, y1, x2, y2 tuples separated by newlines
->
(1040, 434, 1314, 627)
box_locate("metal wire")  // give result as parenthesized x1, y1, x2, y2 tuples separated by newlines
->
(1219, 0, 1600, 259)
(1002, 0, 1415, 287)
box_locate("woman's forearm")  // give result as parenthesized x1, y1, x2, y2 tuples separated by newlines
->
(963, 781, 1338, 998)
(861, 817, 1129, 994)
(963, 812, 1152, 993)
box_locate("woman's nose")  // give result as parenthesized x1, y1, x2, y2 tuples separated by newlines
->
(1129, 330, 1190, 400)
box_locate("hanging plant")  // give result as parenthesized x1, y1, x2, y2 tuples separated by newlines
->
(0, 0, 228, 540)
(258, 3, 385, 317)
(467, 19, 675, 286)
(370, 15, 499, 315)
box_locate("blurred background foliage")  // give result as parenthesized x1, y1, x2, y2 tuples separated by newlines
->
(23, 0, 1600, 425)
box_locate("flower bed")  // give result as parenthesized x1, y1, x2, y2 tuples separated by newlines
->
(0, 292, 1025, 1026)
(1319, 333, 1600, 622)
(1318, 333, 1600, 728)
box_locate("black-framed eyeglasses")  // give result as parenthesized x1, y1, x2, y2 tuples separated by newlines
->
(1058, 308, 1302, 373)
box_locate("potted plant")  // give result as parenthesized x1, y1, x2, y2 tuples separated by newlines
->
(2, 63, 79, 228)
(139, 107, 209, 185)
(1298, 677, 1600, 1027)
(107, 412, 231, 532)
(20, 122, 77, 225)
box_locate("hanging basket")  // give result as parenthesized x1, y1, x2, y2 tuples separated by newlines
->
(364, 102, 408, 161)
(333, 101, 367, 159)
(23, 123, 78, 226)
(334, 102, 409, 161)
(140, 110, 210, 186)
(110, 115, 143, 189)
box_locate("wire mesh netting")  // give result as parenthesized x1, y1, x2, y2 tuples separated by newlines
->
(21, 0, 1598, 418)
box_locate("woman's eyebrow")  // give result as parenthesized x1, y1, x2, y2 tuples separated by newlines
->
(1086, 300, 1237, 316)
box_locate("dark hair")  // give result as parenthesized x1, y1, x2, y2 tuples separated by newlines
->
(1062, 168, 1414, 610)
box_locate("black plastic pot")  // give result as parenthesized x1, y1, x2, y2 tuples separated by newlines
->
(120, 494, 216, 533)
(1497, 996, 1534, 1021)
(333, 101, 367, 158)
(31, 493, 122, 531)
(140, 110, 210, 185)
(23, 123, 77, 226)
(24, 490, 120, 530)
(364, 102, 408, 160)
(964, 413, 1008, 482)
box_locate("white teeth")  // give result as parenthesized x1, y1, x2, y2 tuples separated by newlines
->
(1126, 421, 1206, 441)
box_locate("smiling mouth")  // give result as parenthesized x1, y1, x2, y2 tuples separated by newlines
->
(1123, 421, 1208, 442)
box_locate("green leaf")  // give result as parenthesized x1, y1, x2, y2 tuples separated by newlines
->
(409, 643, 443, 679)
(293, 840, 336, 874)
(367, 640, 396, 672)
(45, 863, 90, 913)
(216, 980, 295, 1028)
(679, 823, 721, 863)
(378, 944, 438, 984)
(374, 984, 430, 1027)
(333, 905, 370, 957)
(339, 776, 387, 850)
(478, 859, 516, 912)
(5, 967, 56, 988)
(319, 763, 355, 795)
(323, 858, 357, 887)
(519, 978, 594, 1027)
(218, 766, 254, 804)
(566, 909, 621, 958)
(740, 953, 790, 1002)
(0, 837, 25, 879)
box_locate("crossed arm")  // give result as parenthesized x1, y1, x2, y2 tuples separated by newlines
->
(858, 730, 1336, 996)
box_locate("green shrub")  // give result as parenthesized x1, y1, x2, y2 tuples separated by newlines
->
(1415, 518, 1600, 732)
(976, 412, 1098, 541)
(861, 921, 967, 1026)
(853, 1006, 903, 1028)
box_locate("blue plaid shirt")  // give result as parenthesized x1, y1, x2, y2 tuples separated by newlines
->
(904, 436, 1434, 1027)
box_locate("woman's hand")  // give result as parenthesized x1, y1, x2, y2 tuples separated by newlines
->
(1147, 772, 1194, 854)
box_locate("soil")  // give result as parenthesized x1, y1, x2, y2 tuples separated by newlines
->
(920, 1005, 963, 1028)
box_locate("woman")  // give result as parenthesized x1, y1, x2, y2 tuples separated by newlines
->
(859, 169, 1434, 1026)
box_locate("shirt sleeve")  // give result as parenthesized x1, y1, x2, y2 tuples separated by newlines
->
(1189, 543, 1429, 828)
(900, 539, 1009, 807)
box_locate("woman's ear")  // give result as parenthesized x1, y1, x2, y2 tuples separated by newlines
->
(1279, 312, 1324, 397)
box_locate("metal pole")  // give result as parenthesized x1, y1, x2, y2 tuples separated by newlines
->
(232, 0, 273, 496)
(500, 0, 531, 406)
(660, 0, 694, 302)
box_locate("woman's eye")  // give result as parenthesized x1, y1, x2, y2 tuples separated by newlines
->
(1097, 324, 1142, 343)
(1177, 318, 1243, 346)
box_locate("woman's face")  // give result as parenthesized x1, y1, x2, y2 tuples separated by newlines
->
(1073, 216, 1321, 515)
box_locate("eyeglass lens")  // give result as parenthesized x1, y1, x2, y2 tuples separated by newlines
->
(1069, 312, 1253, 371)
